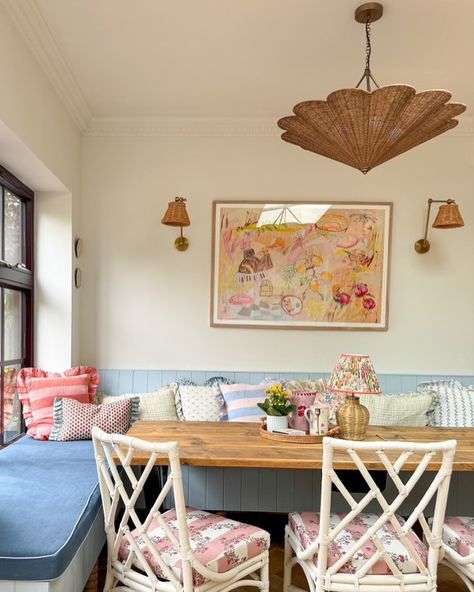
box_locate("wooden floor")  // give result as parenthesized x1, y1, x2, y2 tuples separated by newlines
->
(263, 544, 468, 592)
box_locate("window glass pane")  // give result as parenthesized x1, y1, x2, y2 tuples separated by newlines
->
(4, 191, 23, 265)
(3, 365, 21, 442)
(4, 288, 22, 360)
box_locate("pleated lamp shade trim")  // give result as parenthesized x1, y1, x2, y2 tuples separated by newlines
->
(432, 202, 464, 229)
(162, 197, 190, 227)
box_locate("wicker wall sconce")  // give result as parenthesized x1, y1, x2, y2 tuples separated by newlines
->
(414, 198, 464, 254)
(161, 197, 190, 251)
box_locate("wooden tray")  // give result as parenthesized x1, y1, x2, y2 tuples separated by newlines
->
(259, 419, 340, 444)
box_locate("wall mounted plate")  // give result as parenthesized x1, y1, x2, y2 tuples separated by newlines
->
(74, 267, 82, 288)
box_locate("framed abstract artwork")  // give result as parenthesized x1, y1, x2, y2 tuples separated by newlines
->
(211, 201, 392, 330)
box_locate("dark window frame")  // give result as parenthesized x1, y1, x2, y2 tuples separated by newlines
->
(0, 164, 34, 447)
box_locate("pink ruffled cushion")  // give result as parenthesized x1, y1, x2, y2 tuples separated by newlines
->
(442, 517, 474, 558)
(119, 507, 270, 585)
(289, 511, 428, 575)
(17, 367, 100, 440)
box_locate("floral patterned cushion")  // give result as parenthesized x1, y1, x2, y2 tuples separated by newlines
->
(442, 516, 474, 558)
(289, 511, 427, 575)
(119, 508, 270, 585)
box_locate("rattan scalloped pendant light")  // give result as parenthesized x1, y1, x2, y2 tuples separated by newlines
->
(278, 3, 466, 174)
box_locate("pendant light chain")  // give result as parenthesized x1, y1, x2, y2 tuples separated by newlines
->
(355, 16, 380, 91)
(365, 19, 372, 78)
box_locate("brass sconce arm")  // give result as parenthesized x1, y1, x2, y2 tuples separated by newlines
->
(414, 198, 464, 254)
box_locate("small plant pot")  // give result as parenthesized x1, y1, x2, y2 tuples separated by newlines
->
(266, 415, 288, 433)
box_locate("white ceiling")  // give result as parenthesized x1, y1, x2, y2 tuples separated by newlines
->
(18, 0, 474, 123)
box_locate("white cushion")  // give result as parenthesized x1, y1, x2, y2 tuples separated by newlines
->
(360, 392, 436, 426)
(176, 385, 225, 421)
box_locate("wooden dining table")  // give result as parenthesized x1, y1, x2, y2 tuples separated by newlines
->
(126, 421, 474, 472)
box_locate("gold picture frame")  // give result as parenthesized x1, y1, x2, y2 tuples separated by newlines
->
(211, 200, 392, 330)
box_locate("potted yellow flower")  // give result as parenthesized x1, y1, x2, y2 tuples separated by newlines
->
(258, 384, 296, 433)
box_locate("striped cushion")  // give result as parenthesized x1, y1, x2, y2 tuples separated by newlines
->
(18, 367, 100, 440)
(417, 380, 474, 427)
(219, 383, 273, 422)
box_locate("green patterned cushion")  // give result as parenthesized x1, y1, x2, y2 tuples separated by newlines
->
(359, 392, 436, 427)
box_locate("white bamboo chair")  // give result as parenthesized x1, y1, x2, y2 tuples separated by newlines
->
(439, 516, 474, 591)
(283, 436, 457, 592)
(92, 427, 270, 592)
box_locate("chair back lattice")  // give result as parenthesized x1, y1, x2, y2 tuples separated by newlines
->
(92, 427, 196, 592)
(314, 437, 457, 590)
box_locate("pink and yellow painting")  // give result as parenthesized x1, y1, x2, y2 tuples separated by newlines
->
(211, 201, 391, 329)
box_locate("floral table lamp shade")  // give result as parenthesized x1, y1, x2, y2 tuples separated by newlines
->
(328, 353, 381, 395)
(328, 354, 381, 440)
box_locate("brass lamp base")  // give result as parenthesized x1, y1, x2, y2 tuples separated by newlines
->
(175, 236, 189, 251)
(414, 238, 430, 254)
(336, 395, 370, 440)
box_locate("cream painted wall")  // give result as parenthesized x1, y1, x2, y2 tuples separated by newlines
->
(0, 4, 81, 366)
(35, 192, 72, 371)
(80, 133, 474, 374)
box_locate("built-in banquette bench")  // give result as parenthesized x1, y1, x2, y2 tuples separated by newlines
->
(0, 436, 104, 592)
(1, 368, 473, 591)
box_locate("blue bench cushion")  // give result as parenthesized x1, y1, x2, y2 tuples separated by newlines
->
(0, 435, 102, 581)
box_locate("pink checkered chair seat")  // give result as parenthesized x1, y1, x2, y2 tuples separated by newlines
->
(120, 508, 270, 586)
(284, 438, 456, 592)
(289, 511, 428, 575)
(438, 517, 474, 592)
(441, 517, 474, 558)
(119, 507, 270, 586)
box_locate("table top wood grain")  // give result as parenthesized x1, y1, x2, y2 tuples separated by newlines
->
(125, 421, 474, 471)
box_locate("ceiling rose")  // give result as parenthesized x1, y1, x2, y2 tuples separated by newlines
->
(278, 3, 466, 174)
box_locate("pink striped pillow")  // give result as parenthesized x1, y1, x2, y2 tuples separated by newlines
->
(18, 367, 100, 440)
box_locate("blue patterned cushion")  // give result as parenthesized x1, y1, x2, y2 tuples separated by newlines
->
(417, 380, 474, 427)
(204, 376, 234, 387)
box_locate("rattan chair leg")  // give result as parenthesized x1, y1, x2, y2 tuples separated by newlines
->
(283, 529, 293, 592)
(260, 550, 270, 592)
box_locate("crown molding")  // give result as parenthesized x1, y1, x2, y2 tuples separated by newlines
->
(85, 115, 474, 138)
(2, 0, 91, 131)
(84, 116, 281, 137)
(2, 0, 472, 141)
